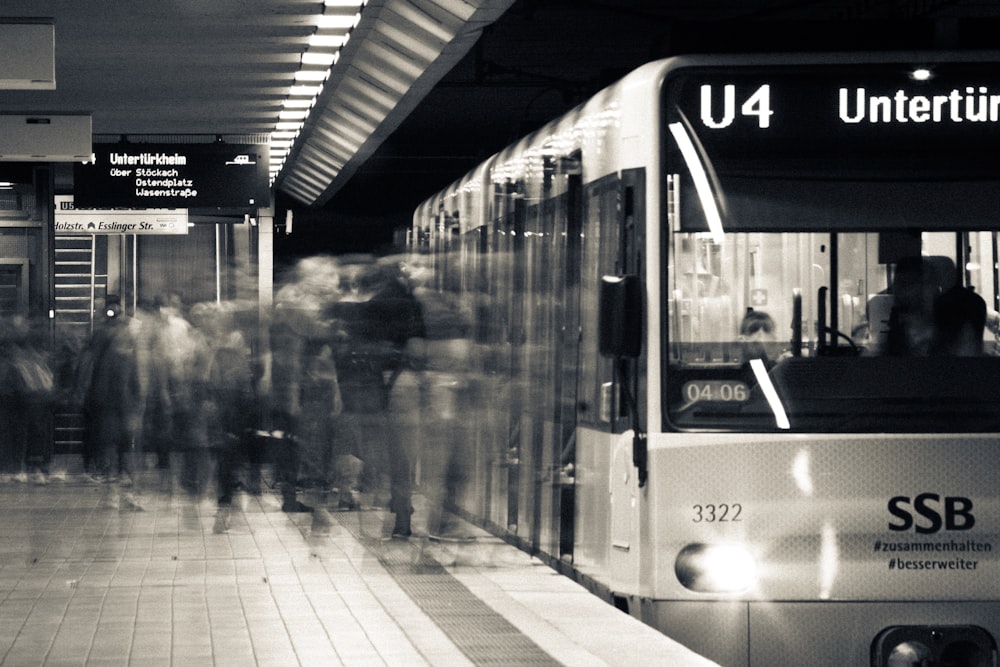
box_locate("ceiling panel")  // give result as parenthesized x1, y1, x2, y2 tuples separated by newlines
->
(0, 0, 318, 134)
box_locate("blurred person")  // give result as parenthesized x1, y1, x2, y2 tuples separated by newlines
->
(0, 316, 55, 483)
(264, 256, 346, 514)
(18, 317, 57, 483)
(53, 333, 89, 479)
(80, 305, 144, 509)
(133, 299, 171, 484)
(139, 294, 211, 497)
(331, 260, 426, 538)
(885, 256, 955, 356)
(205, 326, 261, 527)
(190, 301, 265, 508)
(266, 308, 315, 513)
(411, 280, 474, 539)
(297, 340, 342, 498)
(932, 285, 987, 356)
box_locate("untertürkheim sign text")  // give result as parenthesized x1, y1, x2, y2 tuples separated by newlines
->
(73, 142, 270, 209)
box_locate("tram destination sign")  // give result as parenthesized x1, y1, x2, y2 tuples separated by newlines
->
(73, 142, 270, 209)
(666, 58, 1000, 232)
(666, 60, 1000, 174)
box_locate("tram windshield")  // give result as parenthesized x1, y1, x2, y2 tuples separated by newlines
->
(663, 60, 1000, 432)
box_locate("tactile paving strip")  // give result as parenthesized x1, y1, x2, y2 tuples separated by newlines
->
(334, 512, 561, 666)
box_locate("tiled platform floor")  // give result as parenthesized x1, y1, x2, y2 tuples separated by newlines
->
(0, 462, 716, 666)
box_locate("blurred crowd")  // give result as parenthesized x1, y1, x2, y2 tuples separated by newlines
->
(0, 253, 473, 539)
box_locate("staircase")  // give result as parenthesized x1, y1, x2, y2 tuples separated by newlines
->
(53, 234, 103, 456)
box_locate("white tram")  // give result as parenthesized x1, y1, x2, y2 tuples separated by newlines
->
(410, 53, 1000, 667)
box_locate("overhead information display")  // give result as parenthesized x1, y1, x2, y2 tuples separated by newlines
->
(73, 142, 270, 209)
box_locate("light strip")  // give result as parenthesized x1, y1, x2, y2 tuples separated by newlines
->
(668, 121, 725, 245)
(289, 84, 323, 97)
(294, 70, 328, 82)
(749, 359, 790, 430)
(273, 0, 509, 199)
(317, 14, 358, 30)
(268, 0, 369, 180)
(309, 34, 348, 48)
(302, 51, 336, 66)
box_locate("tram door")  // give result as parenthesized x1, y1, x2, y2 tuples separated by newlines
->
(535, 154, 583, 558)
(504, 154, 585, 557)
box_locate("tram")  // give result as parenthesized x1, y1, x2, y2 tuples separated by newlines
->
(409, 53, 1000, 666)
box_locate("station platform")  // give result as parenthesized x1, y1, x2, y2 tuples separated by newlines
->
(0, 457, 717, 667)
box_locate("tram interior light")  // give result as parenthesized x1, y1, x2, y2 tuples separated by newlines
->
(675, 543, 758, 594)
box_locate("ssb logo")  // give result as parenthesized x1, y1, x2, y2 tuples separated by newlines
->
(888, 493, 975, 534)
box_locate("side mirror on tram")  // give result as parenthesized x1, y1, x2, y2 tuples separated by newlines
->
(598, 274, 642, 359)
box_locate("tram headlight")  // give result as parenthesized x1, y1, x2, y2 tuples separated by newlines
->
(873, 626, 996, 667)
(675, 543, 758, 593)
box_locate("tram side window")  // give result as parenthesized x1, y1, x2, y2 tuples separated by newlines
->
(665, 230, 1000, 364)
(667, 231, 848, 365)
(578, 177, 620, 427)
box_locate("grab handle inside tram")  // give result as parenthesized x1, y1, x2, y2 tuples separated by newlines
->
(791, 288, 802, 357)
(818, 285, 828, 351)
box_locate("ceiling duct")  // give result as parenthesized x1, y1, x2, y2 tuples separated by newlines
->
(0, 20, 55, 89)
(0, 114, 92, 162)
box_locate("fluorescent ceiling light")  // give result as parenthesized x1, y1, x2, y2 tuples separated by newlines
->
(279, 109, 308, 120)
(294, 70, 328, 82)
(309, 34, 348, 48)
(317, 14, 358, 30)
(275, 0, 513, 198)
(289, 84, 323, 97)
(302, 52, 336, 66)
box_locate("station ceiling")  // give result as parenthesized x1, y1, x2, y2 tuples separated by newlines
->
(2, 0, 1000, 247)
